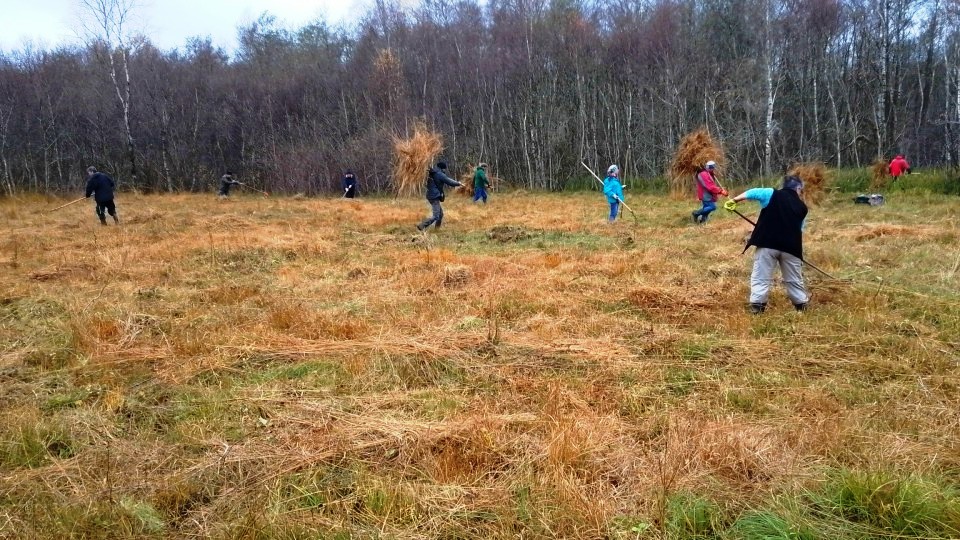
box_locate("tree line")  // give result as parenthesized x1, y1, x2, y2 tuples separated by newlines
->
(1, 0, 959, 195)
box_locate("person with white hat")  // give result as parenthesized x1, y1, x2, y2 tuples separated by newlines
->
(692, 160, 726, 224)
(602, 164, 624, 222)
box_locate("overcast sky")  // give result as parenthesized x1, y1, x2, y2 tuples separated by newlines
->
(0, 0, 368, 54)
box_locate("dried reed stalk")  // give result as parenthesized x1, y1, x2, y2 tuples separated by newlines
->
(392, 121, 444, 198)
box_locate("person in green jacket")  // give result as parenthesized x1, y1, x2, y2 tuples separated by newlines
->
(472, 163, 490, 204)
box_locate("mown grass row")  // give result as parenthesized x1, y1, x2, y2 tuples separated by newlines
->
(1, 190, 958, 538)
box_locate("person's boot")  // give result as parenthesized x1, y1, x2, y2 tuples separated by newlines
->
(691, 212, 699, 224)
(749, 302, 767, 314)
(793, 302, 807, 312)
(112, 214, 119, 224)
(99, 217, 107, 226)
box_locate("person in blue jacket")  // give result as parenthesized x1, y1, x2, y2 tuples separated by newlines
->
(602, 165, 624, 222)
(416, 161, 463, 231)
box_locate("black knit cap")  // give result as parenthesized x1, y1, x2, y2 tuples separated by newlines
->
(436, 161, 447, 170)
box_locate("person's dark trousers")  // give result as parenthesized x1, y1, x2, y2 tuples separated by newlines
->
(95, 200, 118, 224)
(345, 187, 356, 198)
(418, 200, 443, 230)
(473, 187, 487, 203)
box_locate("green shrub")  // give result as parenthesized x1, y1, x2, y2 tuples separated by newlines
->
(0, 421, 77, 469)
(727, 510, 815, 540)
(818, 469, 960, 537)
(666, 493, 724, 539)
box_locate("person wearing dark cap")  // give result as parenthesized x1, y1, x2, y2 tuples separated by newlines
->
(727, 176, 809, 314)
(218, 172, 239, 197)
(84, 166, 118, 225)
(342, 170, 358, 198)
(472, 163, 490, 204)
(417, 161, 463, 231)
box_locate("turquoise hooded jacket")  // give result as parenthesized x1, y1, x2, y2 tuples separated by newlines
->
(602, 176, 624, 204)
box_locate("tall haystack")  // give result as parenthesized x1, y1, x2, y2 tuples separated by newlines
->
(787, 162, 830, 205)
(458, 167, 476, 197)
(870, 157, 890, 190)
(392, 121, 444, 198)
(669, 128, 726, 199)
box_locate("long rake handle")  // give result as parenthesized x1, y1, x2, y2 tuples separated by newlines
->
(580, 161, 636, 214)
(236, 182, 269, 196)
(46, 197, 87, 213)
(728, 207, 836, 280)
(580, 161, 605, 188)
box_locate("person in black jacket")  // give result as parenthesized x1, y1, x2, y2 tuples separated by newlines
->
(729, 176, 809, 314)
(416, 162, 463, 231)
(84, 166, 118, 225)
(342, 170, 358, 198)
(218, 172, 239, 197)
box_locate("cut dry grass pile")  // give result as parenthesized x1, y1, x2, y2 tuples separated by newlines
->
(1, 190, 959, 538)
(871, 156, 891, 190)
(392, 121, 443, 198)
(669, 128, 726, 199)
(788, 161, 830, 205)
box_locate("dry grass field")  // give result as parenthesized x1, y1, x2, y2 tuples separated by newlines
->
(1, 189, 959, 539)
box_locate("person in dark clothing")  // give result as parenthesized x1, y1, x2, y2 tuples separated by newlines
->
(728, 176, 809, 314)
(417, 161, 463, 231)
(342, 170, 358, 198)
(218, 172, 239, 197)
(84, 166, 118, 225)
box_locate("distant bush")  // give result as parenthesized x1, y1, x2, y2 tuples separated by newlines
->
(832, 168, 871, 192)
(833, 167, 959, 195)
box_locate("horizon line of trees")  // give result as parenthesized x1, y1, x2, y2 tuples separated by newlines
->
(1, 0, 959, 196)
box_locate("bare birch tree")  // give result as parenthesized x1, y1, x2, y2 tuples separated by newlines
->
(78, 0, 140, 183)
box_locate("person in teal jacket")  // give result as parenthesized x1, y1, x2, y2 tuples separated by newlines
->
(602, 165, 624, 222)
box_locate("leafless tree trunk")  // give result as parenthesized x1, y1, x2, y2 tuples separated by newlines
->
(79, 0, 140, 184)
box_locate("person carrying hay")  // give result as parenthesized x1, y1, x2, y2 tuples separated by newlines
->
(727, 176, 809, 314)
(692, 161, 726, 224)
(417, 161, 463, 231)
(473, 163, 490, 204)
(602, 165, 625, 222)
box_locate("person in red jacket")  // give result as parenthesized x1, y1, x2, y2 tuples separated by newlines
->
(888, 155, 911, 178)
(691, 161, 727, 224)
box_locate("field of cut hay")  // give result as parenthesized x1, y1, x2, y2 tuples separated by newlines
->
(1, 190, 959, 539)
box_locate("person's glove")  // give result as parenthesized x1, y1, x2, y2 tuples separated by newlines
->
(720, 188, 728, 197)
(723, 199, 738, 212)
